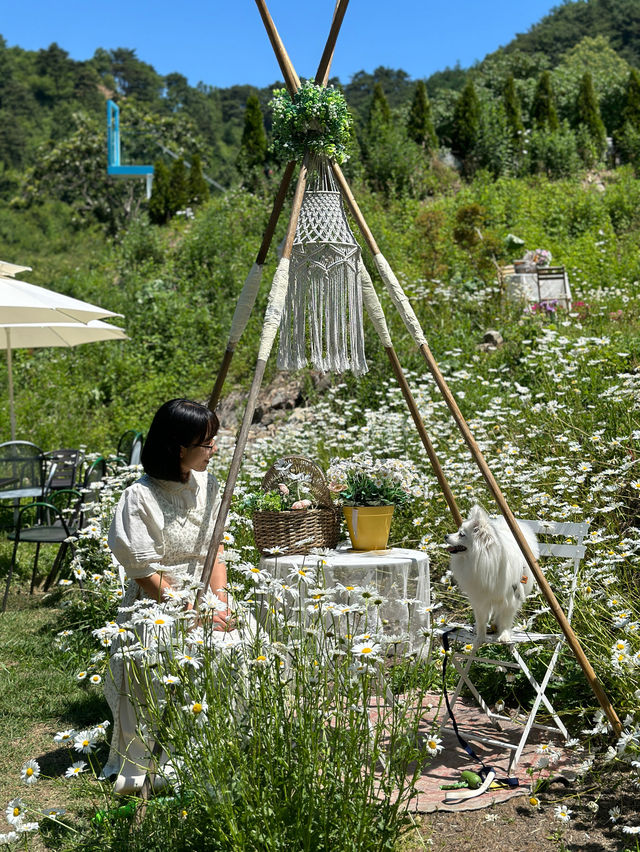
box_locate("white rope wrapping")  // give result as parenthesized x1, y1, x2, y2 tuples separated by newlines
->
(228, 263, 263, 345)
(257, 258, 290, 362)
(374, 253, 427, 347)
(359, 259, 392, 348)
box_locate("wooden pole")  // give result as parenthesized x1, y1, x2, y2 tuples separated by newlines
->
(198, 162, 309, 601)
(254, 0, 300, 95)
(331, 160, 622, 736)
(384, 346, 462, 526)
(418, 340, 621, 734)
(315, 0, 349, 85)
(208, 0, 350, 413)
(208, 160, 296, 412)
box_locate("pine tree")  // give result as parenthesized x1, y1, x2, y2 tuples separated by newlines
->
(503, 75, 523, 139)
(531, 71, 559, 131)
(236, 94, 267, 177)
(368, 82, 391, 129)
(576, 71, 606, 152)
(622, 68, 640, 128)
(406, 80, 437, 149)
(148, 159, 171, 225)
(168, 157, 189, 214)
(450, 78, 480, 160)
(187, 153, 209, 205)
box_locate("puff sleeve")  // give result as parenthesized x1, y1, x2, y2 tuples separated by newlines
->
(108, 482, 165, 580)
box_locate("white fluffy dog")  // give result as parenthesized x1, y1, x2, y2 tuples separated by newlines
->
(445, 505, 539, 644)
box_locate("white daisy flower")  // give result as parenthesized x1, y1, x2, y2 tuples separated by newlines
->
(54, 729, 76, 744)
(65, 761, 87, 778)
(73, 730, 98, 754)
(184, 700, 208, 726)
(554, 805, 572, 822)
(6, 798, 25, 826)
(20, 759, 40, 785)
(425, 735, 443, 755)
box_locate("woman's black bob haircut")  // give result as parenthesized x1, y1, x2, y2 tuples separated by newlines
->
(141, 399, 219, 482)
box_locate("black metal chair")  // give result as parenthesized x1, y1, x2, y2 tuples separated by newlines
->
(0, 441, 55, 530)
(44, 449, 84, 491)
(2, 488, 83, 612)
(41, 457, 109, 593)
(111, 430, 144, 470)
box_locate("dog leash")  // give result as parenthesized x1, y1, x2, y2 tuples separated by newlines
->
(440, 628, 519, 803)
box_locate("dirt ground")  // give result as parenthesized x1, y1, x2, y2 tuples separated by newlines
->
(403, 769, 639, 852)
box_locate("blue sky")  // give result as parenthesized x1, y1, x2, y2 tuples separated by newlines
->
(1, 1, 561, 88)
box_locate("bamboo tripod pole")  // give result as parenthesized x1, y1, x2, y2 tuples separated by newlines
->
(207, 160, 295, 411)
(258, 1, 462, 527)
(207, 0, 349, 412)
(331, 162, 622, 736)
(198, 162, 309, 601)
(359, 262, 462, 526)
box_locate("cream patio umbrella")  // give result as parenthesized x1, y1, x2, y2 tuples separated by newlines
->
(0, 277, 125, 439)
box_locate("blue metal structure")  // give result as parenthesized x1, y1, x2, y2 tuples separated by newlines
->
(107, 100, 154, 196)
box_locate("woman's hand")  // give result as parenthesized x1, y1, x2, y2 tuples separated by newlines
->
(210, 607, 235, 632)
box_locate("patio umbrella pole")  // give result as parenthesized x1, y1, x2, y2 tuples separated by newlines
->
(330, 161, 622, 736)
(5, 330, 15, 441)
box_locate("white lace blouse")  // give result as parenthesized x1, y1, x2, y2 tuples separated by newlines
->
(108, 468, 221, 586)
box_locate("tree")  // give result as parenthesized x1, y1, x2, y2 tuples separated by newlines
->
(450, 78, 480, 162)
(109, 48, 163, 103)
(622, 68, 640, 128)
(237, 94, 266, 169)
(367, 82, 391, 128)
(168, 157, 189, 213)
(503, 75, 523, 139)
(406, 80, 437, 149)
(21, 113, 146, 232)
(576, 71, 606, 154)
(148, 159, 171, 225)
(236, 94, 267, 191)
(531, 71, 559, 130)
(187, 154, 209, 205)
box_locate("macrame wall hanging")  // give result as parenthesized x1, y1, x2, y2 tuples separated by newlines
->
(277, 158, 368, 376)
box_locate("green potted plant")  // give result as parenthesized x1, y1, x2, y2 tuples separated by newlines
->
(327, 454, 417, 551)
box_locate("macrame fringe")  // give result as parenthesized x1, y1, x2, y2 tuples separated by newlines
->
(277, 160, 368, 377)
(278, 251, 367, 376)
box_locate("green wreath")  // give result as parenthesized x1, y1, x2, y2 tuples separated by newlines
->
(270, 80, 352, 164)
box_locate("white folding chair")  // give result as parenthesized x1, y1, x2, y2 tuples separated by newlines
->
(435, 519, 589, 773)
(536, 266, 572, 310)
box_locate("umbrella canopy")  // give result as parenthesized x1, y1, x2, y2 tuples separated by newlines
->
(0, 319, 127, 350)
(0, 277, 125, 440)
(0, 261, 31, 278)
(0, 276, 121, 324)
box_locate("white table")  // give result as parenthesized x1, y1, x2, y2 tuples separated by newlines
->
(259, 545, 430, 647)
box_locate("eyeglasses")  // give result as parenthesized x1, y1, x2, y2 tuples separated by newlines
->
(193, 439, 217, 449)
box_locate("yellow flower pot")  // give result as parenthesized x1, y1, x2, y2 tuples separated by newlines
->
(343, 505, 394, 551)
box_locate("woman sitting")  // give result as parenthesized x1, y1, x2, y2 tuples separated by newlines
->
(102, 398, 231, 795)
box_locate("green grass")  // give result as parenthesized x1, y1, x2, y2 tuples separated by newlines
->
(0, 581, 111, 839)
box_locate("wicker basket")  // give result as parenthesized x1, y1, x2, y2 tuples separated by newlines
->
(252, 456, 339, 556)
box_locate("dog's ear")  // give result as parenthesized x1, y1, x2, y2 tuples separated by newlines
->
(471, 505, 495, 547)
(468, 504, 489, 524)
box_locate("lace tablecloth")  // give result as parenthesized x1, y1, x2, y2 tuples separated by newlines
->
(259, 545, 430, 647)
